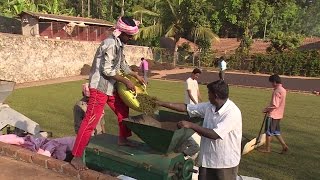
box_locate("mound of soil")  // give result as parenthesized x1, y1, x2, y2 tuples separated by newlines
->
(80, 64, 91, 75)
(130, 65, 139, 72)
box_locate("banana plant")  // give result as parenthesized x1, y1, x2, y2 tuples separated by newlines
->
(38, 0, 74, 15)
(1, 0, 39, 16)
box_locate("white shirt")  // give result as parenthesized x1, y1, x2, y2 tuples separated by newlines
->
(187, 99, 242, 168)
(185, 77, 199, 105)
(219, 60, 227, 71)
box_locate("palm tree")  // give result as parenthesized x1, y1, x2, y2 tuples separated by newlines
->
(134, 0, 219, 67)
(132, 5, 160, 25)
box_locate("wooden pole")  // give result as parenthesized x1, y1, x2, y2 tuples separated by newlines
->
(88, 0, 91, 17)
(81, 0, 84, 17)
(121, 0, 124, 16)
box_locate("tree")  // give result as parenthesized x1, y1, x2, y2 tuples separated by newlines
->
(267, 31, 303, 52)
(132, 5, 159, 25)
(295, 0, 320, 36)
(135, 0, 219, 66)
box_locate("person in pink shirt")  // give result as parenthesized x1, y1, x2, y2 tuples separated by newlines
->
(260, 74, 289, 154)
(139, 57, 149, 84)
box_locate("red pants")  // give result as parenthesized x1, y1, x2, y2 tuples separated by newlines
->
(72, 88, 131, 157)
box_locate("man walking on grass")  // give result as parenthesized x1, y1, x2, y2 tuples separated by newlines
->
(71, 16, 145, 170)
(157, 80, 242, 180)
(180, 68, 202, 163)
(185, 68, 202, 105)
(259, 74, 289, 154)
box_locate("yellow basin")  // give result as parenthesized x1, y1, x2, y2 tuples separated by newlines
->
(117, 75, 147, 112)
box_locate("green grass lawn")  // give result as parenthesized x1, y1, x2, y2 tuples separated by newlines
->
(5, 79, 320, 180)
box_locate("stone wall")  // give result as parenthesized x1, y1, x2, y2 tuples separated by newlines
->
(0, 33, 153, 83)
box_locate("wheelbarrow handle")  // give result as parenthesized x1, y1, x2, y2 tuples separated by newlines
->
(254, 113, 268, 146)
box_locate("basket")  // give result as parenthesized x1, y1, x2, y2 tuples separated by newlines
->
(117, 75, 147, 112)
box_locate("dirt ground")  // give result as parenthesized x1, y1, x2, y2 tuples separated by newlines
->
(0, 155, 75, 180)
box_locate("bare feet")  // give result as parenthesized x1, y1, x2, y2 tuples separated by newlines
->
(118, 138, 138, 147)
(257, 146, 271, 153)
(257, 148, 271, 153)
(280, 146, 289, 154)
(70, 157, 88, 170)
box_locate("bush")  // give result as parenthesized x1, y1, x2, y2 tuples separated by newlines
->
(227, 52, 253, 71)
(267, 31, 304, 53)
(250, 50, 320, 77)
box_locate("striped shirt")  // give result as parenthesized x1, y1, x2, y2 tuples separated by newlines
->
(89, 35, 132, 96)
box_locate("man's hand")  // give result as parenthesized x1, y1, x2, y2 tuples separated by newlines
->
(177, 121, 194, 129)
(135, 75, 145, 85)
(129, 72, 145, 85)
(262, 107, 269, 113)
(125, 79, 136, 92)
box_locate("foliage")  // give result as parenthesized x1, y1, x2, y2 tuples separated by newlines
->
(0, 0, 39, 17)
(38, 0, 74, 15)
(267, 31, 304, 52)
(177, 43, 192, 52)
(225, 50, 320, 77)
(251, 50, 320, 77)
(132, 0, 219, 66)
(226, 52, 250, 70)
(196, 38, 215, 67)
(209, 0, 320, 53)
(295, 0, 320, 36)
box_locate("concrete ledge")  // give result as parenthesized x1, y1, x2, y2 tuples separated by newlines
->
(0, 142, 117, 180)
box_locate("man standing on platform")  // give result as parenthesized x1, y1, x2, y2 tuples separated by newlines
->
(71, 16, 145, 170)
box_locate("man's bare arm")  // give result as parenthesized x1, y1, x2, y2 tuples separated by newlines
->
(157, 101, 187, 112)
(191, 123, 220, 140)
(178, 121, 220, 140)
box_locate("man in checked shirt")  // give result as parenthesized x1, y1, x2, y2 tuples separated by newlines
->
(71, 16, 145, 170)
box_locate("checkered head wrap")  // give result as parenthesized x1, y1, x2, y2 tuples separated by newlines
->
(113, 17, 140, 37)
